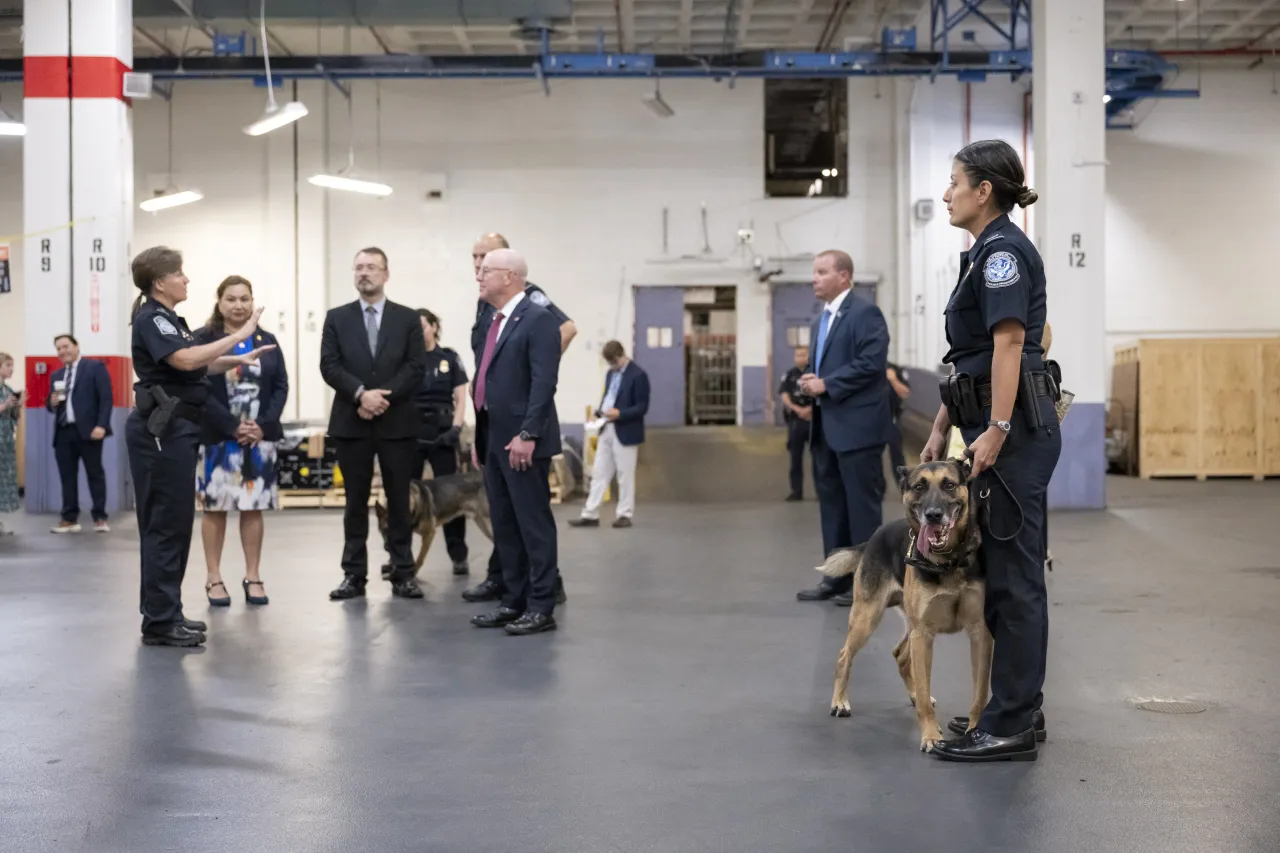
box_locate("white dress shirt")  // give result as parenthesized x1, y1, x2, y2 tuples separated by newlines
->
(64, 358, 81, 424)
(492, 289, 526, 342)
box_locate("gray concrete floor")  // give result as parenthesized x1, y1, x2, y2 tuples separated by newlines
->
(1, 476, 1278, 852)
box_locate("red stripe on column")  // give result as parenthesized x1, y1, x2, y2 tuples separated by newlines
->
(22, 56, 131, 101)
(25, 355, 134, 409)
(70, 57, 130, 102)
(24, 57, 70, 98)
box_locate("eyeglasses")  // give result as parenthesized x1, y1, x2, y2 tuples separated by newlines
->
(354, 264, 386, 273)
(478, 266, 513, 277)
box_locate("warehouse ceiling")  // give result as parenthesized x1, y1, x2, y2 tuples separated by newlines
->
(0, 1, 1273, 58)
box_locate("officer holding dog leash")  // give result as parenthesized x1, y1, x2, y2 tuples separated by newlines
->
(920, 140, 1061, 763)
(411, 309, 471, 575)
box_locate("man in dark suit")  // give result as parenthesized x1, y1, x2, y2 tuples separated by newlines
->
(793, 250, 893, 602)
(569, 340, 650, 529)
(46, 334, 114, 533)
(320, 247, 427, 601)
(468, 248, 563, 636)
(462, 230, 575, 605)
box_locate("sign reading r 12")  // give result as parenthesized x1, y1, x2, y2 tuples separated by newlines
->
(1069, 233, 1086, 268)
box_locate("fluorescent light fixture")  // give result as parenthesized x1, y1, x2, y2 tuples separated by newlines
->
(243, 100, 309, 136)
(307, 174, 393, 196)
(140, 189, 204, 212)
(0, 119, 25, 136)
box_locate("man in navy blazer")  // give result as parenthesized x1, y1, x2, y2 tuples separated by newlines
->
(570, 340, 650, 529)
(469, 248, 564, 636)
(793, 250, 893, 601)
(46, 334, 114, 533)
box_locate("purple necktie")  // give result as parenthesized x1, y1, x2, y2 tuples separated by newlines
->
(473, 312, 504, 410)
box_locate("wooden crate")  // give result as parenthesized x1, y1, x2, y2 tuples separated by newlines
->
(1121, 338, 1280, 479)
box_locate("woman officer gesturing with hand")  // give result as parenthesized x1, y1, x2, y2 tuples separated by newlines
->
(128, 246, 274, 648)
(919, 141, 1061, 763)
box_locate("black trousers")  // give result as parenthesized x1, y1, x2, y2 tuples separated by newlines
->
(484, 448, 559, 616)
(886, 418, 906, 479)
(811, 408, 885, 594)
(414, 439, 468, 562)
(960, 416, 1061, 737)
(126, 412, 199, 634)
(54, 424, 107, 522)
(336, 437, 417, 583)
(786, 417, 808, 498)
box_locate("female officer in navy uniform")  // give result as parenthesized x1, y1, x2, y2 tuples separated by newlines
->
(411, 309, 470, 573)
(128, 246, 272, 647)
(919, 140, 1061, 762)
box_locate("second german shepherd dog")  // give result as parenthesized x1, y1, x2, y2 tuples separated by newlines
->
(375, 469, 494, 576)
(819, 457, 991, 753)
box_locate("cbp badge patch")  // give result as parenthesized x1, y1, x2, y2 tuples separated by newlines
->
(153, 316, 180, 336)
(529, 289, 550, 307)
(439, 359, 450, 373)
(983, 252, 1020, 289)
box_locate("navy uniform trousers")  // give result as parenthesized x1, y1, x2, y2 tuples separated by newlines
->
(811, 406, 885, 595)
(126, 412, 200, 634)
(960, 414, 1061, 737)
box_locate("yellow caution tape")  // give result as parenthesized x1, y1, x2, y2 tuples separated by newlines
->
(0, 217, 97, 243)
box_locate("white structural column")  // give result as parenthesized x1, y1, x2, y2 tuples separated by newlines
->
(1033, 0, 1107, 510)
(22, 0, 134, 515)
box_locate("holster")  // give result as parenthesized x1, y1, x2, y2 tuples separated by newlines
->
(938, 373, 983, 428)
(145, 387, 178, 439)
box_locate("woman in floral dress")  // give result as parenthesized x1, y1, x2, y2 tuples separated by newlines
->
(195, 278, 289, 605)
(0, 353, 23, 533)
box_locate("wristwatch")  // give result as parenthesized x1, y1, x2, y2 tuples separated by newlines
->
(519, 430, 536, 442)
(989, 419, 1011, 433)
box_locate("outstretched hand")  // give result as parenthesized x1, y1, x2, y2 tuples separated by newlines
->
(232, 344, 277, 366)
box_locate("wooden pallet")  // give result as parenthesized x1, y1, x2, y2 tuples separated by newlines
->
(278, 487, 384, 509)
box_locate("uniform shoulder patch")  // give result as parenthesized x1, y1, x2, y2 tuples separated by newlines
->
(528, 289, 550, 307)
(983, 251, 1021, 289)
(153, 315, 180, 336)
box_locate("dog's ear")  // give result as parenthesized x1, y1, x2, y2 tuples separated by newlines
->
(895, 465, 913, 492)
(956, 453, 974, 482)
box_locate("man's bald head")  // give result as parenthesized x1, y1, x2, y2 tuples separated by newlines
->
(476, 247, 528, 307)
(472, 232, 509, 274)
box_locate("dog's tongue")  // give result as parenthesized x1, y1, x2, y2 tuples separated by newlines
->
(918, 524, 941, 556)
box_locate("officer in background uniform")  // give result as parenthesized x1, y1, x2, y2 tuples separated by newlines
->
(921, 140, 1061, 762)
(462, 231, 575, 605)
(778, 345, 813, 501)
(410, 309, 470, 574)
(885, 361, 911, 485)
(127, 246, 273, 647)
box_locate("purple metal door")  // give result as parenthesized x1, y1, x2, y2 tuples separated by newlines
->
(633, 286, 686, 426)
(770, 283, 822, 425)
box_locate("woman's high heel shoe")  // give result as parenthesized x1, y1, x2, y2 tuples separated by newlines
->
(243, 578, 269, 606)
(207, 580, 231, 607)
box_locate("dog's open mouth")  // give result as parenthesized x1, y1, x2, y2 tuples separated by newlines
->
(916, 509, 960, 556)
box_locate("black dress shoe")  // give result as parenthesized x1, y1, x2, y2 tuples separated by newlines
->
(505, 612, 556, 635)
(329, 576, 367, 600)
(141, 625, 206, 647)
(797, 585, 839, 602)
(381, 562, 392, 581)
(931, 727, 1038, 762)
(472, 606, 522, 628)
(612, 517, 632, 528)
(181, 617, 207, 632)
(832, 592, 853, 607)
(452, 558, 470, 576)
(948, 708, 1046, 741)
(462, 578, 505, 602)
(568, 517, 599, 528)
(391, 577, 425, 599)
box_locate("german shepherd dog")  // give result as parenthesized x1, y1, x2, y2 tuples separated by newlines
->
(820, 458, 992, 753)
(375, 469, 495, 576)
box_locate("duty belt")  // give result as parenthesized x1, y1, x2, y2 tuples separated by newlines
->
(975, 373, 1051, 409)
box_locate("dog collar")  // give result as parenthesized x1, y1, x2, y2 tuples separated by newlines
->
(905, 529, 980, 575)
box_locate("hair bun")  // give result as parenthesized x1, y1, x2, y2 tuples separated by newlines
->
(1017, 187, 1039, 207)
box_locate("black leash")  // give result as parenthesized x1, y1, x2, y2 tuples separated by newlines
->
(965, 449, 1025, 544)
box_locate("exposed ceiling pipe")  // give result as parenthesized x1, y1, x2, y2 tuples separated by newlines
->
(815, 0, 856, 52)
